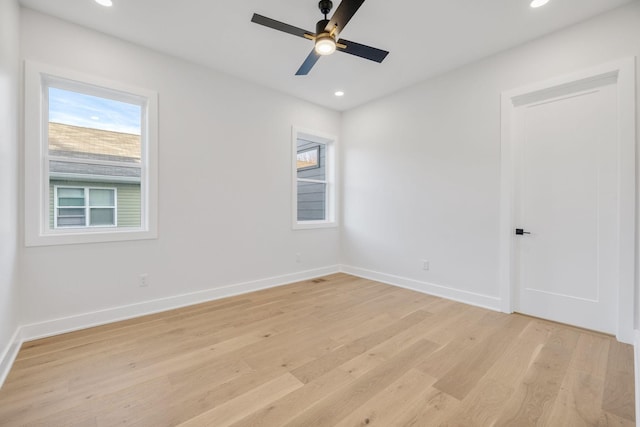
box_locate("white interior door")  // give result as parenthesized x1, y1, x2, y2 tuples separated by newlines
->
(513, 80, 619, 334)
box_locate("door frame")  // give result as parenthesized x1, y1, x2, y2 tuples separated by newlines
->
(499, 58, 636, 343)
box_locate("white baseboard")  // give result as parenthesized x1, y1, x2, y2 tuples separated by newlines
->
(0, 265, 339, 388)
(0, 327, 22, 389)
(20, 265, 340, 342)
(634, 330, 640, 427)
(340, 265, 502, 312)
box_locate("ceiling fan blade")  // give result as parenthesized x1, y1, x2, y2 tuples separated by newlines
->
(251, 13, 313, 39)
(337, 38, 389, 63)
(296, 50, 322, 75)
(325, 0, 365, 36)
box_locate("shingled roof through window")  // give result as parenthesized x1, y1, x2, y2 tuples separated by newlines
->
(48, 122, 141, 163)
(48, 122, 142, 181)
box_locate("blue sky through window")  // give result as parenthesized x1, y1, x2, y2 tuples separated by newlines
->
(49, 87, 141, 135)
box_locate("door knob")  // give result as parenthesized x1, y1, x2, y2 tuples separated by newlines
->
(515, 228, 531, 235)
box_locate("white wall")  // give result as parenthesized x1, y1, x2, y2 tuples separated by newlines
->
(0, 0, 20, 377)
(341, 3, 640, 313)
(18, 9, 341, 328)
(14, 3, 640, 337)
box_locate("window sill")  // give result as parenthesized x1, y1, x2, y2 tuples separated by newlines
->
(25, 228, 157, 247)
(292, 221, 338, 230)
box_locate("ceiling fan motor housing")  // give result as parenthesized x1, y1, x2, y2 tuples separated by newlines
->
(316, 19, 331, 37)
(318, 0, 333, 16)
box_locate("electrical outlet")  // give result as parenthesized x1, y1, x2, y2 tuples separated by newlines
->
(139, 273, 149, 287)
(296, 253, 301, 263)
(422, 260, 430, 271)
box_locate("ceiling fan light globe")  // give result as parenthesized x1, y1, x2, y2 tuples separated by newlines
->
(315, 35, 336, 55)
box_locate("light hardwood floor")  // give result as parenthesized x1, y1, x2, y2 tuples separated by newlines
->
(0, 273, 635, 426)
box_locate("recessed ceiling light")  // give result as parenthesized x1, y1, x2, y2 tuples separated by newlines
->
(530, 0, 550, 8)
(95, 0, 113, 7)
(334, 91, 345, 97)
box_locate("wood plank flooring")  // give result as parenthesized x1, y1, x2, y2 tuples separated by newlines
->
(0, 273, 635, 426)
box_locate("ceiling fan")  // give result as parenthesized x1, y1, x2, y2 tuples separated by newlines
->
(251, 0, 389, 75)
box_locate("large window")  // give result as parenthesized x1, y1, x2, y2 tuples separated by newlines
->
(292, 128, 337, 229)
(25, 62, 158, 246)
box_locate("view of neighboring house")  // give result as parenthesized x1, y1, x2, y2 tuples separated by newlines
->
(48, 122, 141, 229)
(296, 138, 327, 221)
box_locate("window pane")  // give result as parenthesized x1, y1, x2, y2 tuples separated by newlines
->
(297, 140, 325, 181)
(57, 217, 86, 227)
(90, 208, 115, 226)
(58, 197, 85, 207)
(57, 206, 86, 228)
(46, 82, 143, 232)
(48, 87, 141, 164)
(57, 187, 84, 198)
(297, 147, 319, 170)
(89, 189, 115, 207)
(297, 181, 326, 221)
(58, 208, 85, 217)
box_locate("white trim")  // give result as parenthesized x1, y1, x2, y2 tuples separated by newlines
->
(340, 265, 502, 312)
(17, 265, 339, 342)
(634, 330, 640, 427)
(292, 126, 338, 230)
(24, 60, 159, 247)
(499, 57, 636, 343)
(0, 328, 22, 389)
(293, 220, 338, 230)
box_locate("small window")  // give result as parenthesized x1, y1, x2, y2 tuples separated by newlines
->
(54, 186, 117, 228)
(296, 146, 320, 171)
(25, 61, 158, 246)
(292, 127, 337, 229)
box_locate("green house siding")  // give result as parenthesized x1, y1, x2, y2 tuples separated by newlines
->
(49, 180, 141, 229)
(115, 184, 142, 227)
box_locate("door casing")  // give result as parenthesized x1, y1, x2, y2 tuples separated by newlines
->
(499, 58, 636, 343)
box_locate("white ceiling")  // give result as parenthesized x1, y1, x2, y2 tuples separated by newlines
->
(19, 0, 635, 111)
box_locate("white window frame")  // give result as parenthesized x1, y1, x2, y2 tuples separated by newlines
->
(54, 185, 118, 229)
(291, 127, 338, 229)
(24, 61, 158, 246)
